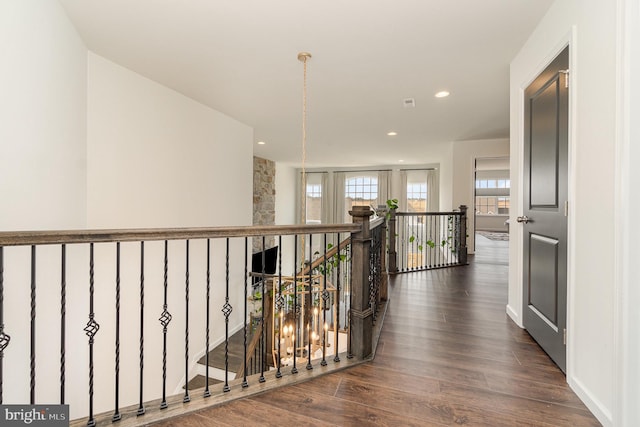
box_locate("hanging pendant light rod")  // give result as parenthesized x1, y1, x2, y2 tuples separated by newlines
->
(299, 52, 312, 263)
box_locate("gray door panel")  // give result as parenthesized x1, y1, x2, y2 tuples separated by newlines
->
(522, 46, 569, 373)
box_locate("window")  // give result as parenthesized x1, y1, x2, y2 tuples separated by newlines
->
(344, 175, 378, 221)
(305, 174, 323, 224)
(406, 182, 427, 212)
(475, 178, 510, 215)
(475, 179, 510, 189)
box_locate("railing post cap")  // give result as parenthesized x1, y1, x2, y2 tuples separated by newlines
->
(349, 206, 374, 218)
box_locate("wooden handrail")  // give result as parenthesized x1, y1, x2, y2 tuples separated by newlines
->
(300, 216, 384, 275)
(395, 211, 464, 216)
(0, 223, 360, 247)
(300, 234, 351, 275)
(235, 320, 263, 379)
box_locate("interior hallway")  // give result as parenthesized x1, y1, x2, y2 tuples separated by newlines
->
(153, 235, 600, 426)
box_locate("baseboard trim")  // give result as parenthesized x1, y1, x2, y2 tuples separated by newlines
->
(568, 376, 613, 427)
(506, 304, 523, 328)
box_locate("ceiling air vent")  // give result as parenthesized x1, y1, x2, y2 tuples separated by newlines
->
(403, 98, 416, 108)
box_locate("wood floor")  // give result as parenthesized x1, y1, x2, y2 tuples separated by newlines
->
(152, 235, 600, 426)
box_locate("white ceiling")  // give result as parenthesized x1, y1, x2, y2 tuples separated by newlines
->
(59, 0, 553, 167)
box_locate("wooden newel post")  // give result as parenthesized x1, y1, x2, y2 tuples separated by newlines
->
(388, 208, 398, 274)
(349, 206, 374, 359)
(458, 205, 468, 265)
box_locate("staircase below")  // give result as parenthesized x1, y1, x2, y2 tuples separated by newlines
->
(186, 326, 256, 389)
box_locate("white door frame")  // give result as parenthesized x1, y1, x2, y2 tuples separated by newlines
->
(614, 0, 640, 425)
(508, 29, 577, 376)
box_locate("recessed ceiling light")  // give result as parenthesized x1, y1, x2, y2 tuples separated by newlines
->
(257, 141, 266, 145)
(398, 159, 404, 163)
(435, 91, 450, 98)
(387, 131, 398, 136)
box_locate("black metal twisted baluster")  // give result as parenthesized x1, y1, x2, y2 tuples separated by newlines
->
(347, 235, 353, 360)
(370, 227, 380, 320)
(204, 239, 211, 397)
(112, 243, 121, 421)
(292, 236, 298, 375)
(242, 238, 248, 388)
(275, 236, 283, 378)
(30, 245, 36, 404)
(0, 247, 9, 404)
(183, 240, 191, 403)
(60, 244, 66, 405)
(259, 236, 267, 382)
(306, 234, 313, 371)
(159, 240, 172, 409)
(136, 242, 145, 416)
(222, 238, 232, 392)
(321, 233, 328, 366)
(333, 233, 340, 363)
(84, 243, 100, 427)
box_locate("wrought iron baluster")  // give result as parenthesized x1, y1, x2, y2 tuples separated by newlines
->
(84, 243, 100, 427)
(424, 215, 433, 268)
(183, 240, 190, 403)
(259, 236, 266, 382)
(204, 239, 211, 397)
(421, 215, 425, 269)
(0, 247, 9, 404)
(60, 244, 66, 405)
(292, 236, 298, 375)
(321, 233, 328, 366)
(30, 245, 36, 404)
(275, 236, 283, 378)
(137, 241, 145, 416)
(112, 243, 121, 421)
(242, 238, 248, 388)
(333, 233, 340, 363)
(159, 240, 172, 409)
(306, 234, 313, 371)
(222, 238, 232, 392)
(347, 234, 353, 360)
(370, 226, 380, 321)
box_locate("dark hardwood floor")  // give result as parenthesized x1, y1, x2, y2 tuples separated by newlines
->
(153, 235, 600, 426)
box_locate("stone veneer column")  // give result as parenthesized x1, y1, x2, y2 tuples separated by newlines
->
(253, 156, 276, 252)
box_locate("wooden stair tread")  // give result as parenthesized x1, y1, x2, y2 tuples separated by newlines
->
(184, 375, 223, 390)
(197, 326, 257, 371)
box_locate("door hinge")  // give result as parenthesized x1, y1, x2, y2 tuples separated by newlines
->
(564, 200, 569, 217)
(563, 328, 567, 345)
(559, 69, 570, 88)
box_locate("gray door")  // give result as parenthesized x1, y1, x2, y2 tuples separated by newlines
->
(521, 47, 569, 373)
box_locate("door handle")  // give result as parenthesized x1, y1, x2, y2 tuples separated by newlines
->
(516, 215, 531, 224)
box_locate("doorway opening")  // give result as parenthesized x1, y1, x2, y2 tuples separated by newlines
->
(474, 157, 510, 264)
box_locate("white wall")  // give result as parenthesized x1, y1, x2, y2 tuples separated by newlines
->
(275, 163, 297, 226)
(452, 139, 509, 253)
(87, 53, 252, 228)
(509, 1, 618, 424)
(0, 7, 255, 418)
(0, 0, 89, 415)
(83, 53, 253, 418)
(274, 163, 298, 274)
(0, 0, 87, 231)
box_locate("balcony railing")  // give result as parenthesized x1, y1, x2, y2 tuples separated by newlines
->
(0, 206, 386, 426)
(388, 205, 468, 273)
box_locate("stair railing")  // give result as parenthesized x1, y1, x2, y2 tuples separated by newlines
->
(0, 217, 389, 427)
